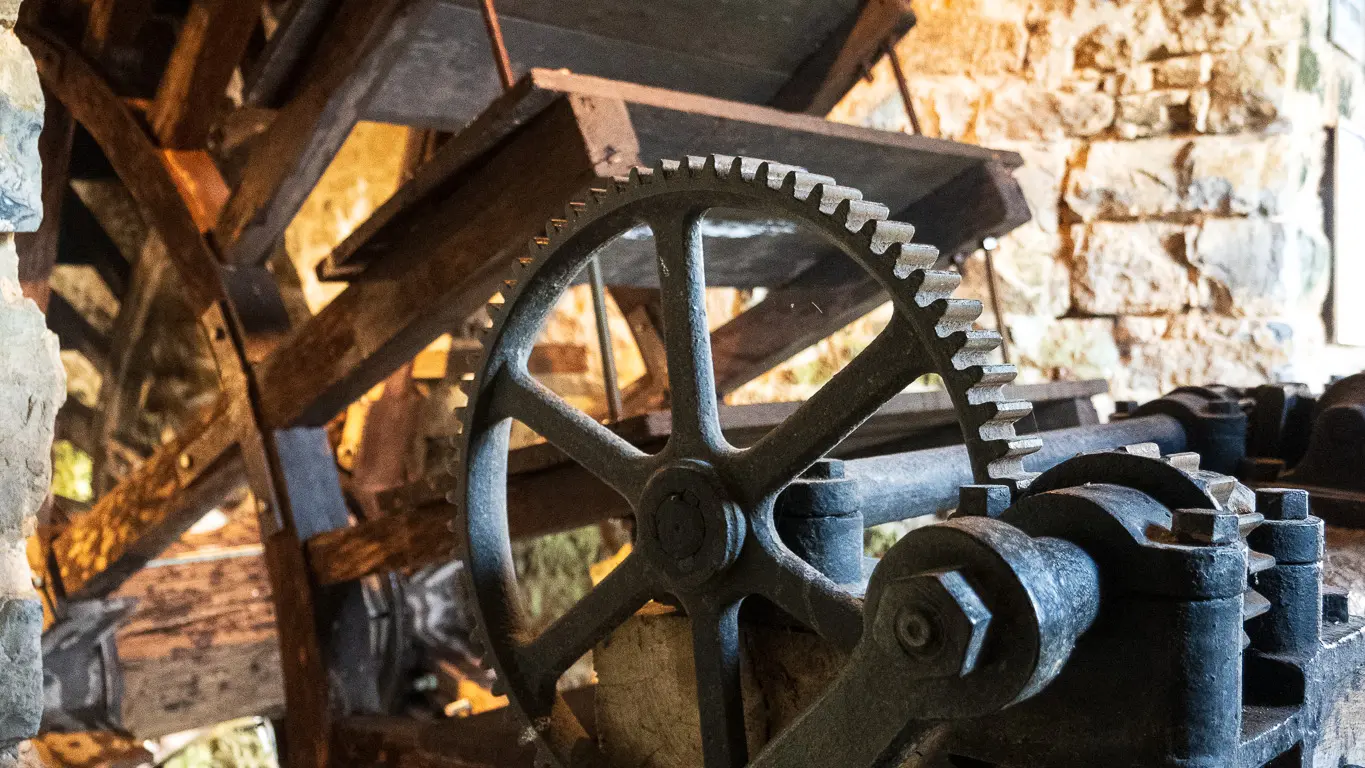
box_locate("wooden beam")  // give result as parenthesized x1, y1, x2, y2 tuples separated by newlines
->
(770, 0, 917, 115)
(332, 712, 538, 768)
(16, 88, 76, 309)
(711, 160, 1031, 396)
(243, 0, 339, 108)
(307, 506, 455, 586)
(20, 26, 226, 311)
(46, 290, 110, 368)
(149, 0, 263, 149)
(51, 398, 247, 600)
(214, 0, 431, 266)
(255, 94, 637, 428)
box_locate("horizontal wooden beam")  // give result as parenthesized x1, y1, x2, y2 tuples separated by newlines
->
(306, 507, 454, 586)
(214, 0, 430, 265)
(149, 0, 262, 149)
(255, 94, 637, 428)
(711, 160, 1031, 396)
(51, 398, 247, 600)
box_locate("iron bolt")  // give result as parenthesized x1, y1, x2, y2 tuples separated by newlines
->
(1172, 508, 1239, 546)
(877, 570, 991, 678)
(1113, 400, 1139, 417)
(800, 459, 845, 480)
(1255, 488, 1309, 521)
(1324, 587, 1351, 624)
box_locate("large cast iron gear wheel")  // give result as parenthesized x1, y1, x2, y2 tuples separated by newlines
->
(455, 155, 1043, 766)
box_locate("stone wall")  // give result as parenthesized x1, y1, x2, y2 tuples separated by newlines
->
(828, 0, 1365, 407)
(0, 6, 61, 766)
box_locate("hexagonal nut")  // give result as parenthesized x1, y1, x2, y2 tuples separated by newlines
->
(1255, 488, 1309, 521)
(874, 570, 992, 678)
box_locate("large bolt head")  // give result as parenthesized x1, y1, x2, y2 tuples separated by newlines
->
(656, 492, 706, 559)
(1255, 488, 1309, 521)
(876, 570, 992, 678)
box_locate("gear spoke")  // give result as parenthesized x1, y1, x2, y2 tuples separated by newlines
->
(751, 545, 864, 653)
(738, 320, 927, 502)
(651, 209, 723, 455)
(492, 366, 650, 501)
(690, 601, 750, 768)
(517, 552, 657, 698)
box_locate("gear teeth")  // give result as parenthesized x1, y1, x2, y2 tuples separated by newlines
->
(931, 297, 985, 332)
(839, 199, 890, 233)
(533, 235, 551, 247)
(547, 218, 567, 236)
(588, 186, 610, 202)
(627, 167, 654, 186)
(653, 158, 683, 179)
(491, 677, 508, 696)
(811, 183, 864, 214)
(915, 270, 964, 306)
(891, 243, 940, 279)
(504, 279, 518, 290)
(753, 160, 804, 189)
(566, 201, 587, 218)
(968, 364, 1019, 387)
(950, 329, 1004, 368)
(869, 220, 917, 254)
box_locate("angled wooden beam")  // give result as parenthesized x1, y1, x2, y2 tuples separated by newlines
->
(20, 26, 226, 311)
(307, 507, 454, 586)
(243, 0, 339, 108)
(711, 160, 1032, 396)
(149, 0, 263, 149)
(256, 94, 637, 428)
(50, 398, 247, 600)
(770, 0, 917, 116)
(47, 291, 110, 369)
(214, 0, 431, 266)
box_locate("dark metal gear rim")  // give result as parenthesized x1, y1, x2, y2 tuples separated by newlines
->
(454, 155, 1042, 766)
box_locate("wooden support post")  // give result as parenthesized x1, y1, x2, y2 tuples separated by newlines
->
(149, 0, 262, 149)
(254, 94, 638, 428)
(16, 89, 75, 309)
(710, 161, 1031, 396)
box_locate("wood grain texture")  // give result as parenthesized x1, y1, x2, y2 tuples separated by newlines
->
(20, 26, 226, 312)
(307, 507, 455, 586)
(256, 95, 637, 428)
(149, 0, 263, 149)
(122, 640, 284, 737)
(51, 399, 246, 600)
(771, 0, 916, 115)
(215, 0, 433, 266)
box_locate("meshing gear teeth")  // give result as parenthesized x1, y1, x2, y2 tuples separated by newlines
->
(455, 155, 1041, 766)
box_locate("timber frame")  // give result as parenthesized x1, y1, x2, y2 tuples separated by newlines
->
(22, 1, 1044, 763)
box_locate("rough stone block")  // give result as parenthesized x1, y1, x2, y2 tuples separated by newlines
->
(1065, 137, 1188, 219)
(1161, 0, 1301, 54)
(0, 599, 41, 750)
(959, 224, 1071, 318)
(0, 30, 42, 232)
(1189, 218, 1330, 316)
(891, 0, 1028, 78)
(980, 80, 1115, 141)
(1113, 312, 1295, 402)
(1009, 316, 1121, 383)
(1072, 221, 1193, 315)
(1203, 45, 1295, 133)
(1116, 89, 1193, 138)
(1184, 133, 1320, 217)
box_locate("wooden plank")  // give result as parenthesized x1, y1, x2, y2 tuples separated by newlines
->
(711, 160, 1032, 396)
(243, 0, 342, 108)
(257, 95, 638, 428)
(122, 640, 284, 738)
(149, 0, 263, 149)
(323, 68, 1018, 282)
(307, 506, 455, 586)
(20, 26, 226, 312)
(770, 0, 917, 115)
(160, 149, 231, 231)
(332, 712, 538, 768)
(213, 0, 432, 266)
(50, 399, 247, 600)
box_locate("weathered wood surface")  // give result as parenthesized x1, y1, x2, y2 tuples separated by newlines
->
(770, 0, 916, 115)
(149, 0, 262, 149)
(16, 88, 75, 308)
(322, 68, 1018, 283)
(243, 0, 338, 107)
(51, 399, 246, 600)
(332, 712, 537, 768)
(214, 0, 432, 266)
(257, 95, 636, 428)
(711, 160, 1032, 396)
(307, 506, 455, 586)
(20, 26, 226, 311)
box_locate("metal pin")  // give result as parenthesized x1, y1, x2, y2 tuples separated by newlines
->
(479, 0, 516, 92)
(883, 43, 922, 136)
(589, 258, 624, 422)
(981, 237, 1012, 365)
